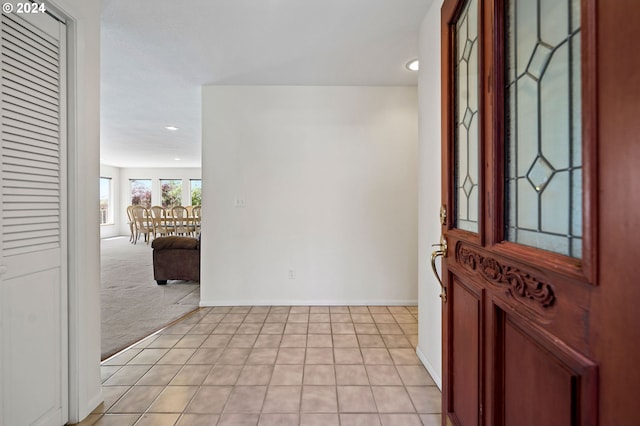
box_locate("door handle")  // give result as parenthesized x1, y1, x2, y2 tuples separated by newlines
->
(430, 237, 447, 303)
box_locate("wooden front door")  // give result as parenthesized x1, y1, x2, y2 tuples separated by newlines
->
(438, 0, 640, 425)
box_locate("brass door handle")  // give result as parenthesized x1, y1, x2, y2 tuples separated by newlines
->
(431, 237, 447, 303)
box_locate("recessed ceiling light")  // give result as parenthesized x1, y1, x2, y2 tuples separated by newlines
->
(406, 59, 419, 71)
(174, 158, 181, 161)
(165, 125, 179, 131)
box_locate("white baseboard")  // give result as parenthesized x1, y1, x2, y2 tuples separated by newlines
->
(199, 299, 418, 307)
(416, 345, 442, 391)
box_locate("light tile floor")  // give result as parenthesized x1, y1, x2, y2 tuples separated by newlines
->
(79, 306, 441, 426)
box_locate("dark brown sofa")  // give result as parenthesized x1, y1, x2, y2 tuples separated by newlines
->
(151, 236, 200, 285)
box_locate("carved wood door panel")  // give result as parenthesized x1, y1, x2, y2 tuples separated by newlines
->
(437, 0, 608, 424)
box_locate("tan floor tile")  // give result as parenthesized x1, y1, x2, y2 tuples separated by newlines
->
(174, 334, 208, 348)
(269, 306, 290, 314)
(366, 365, 403, 386)
(211, 307, 232, 314)
(228, 334, 258, 348)
(300, 413, 339, 426)
(224, 385, 267, 413)
(392, 314, 416, 324)
(136, 365, 182, 386)
(237, 365, 274, 385)
(290, 306, 310, 314)
(93, 414, 140, 426)
(276, 348, 306, 364)
(187, 348, 223, 365)
(331, 323, 355, 334)
(201, 334, 232, 348)
(92, 386, 130, 413)
(309, 313, 330, 323)
(284, 322, 308, 334)
(261, 323, 285, 334)
(236, 323, 263, 334)
(420, 414, 442, 426)
(357, 334, 385, 348)
(265, 314, 288, 323)
(399, 323, 419, 334)
(247, 348, 278, 364)
(308, 323, 331, 334)
(301, 385, 338, 412)
(309, 307, 329, 314)
(348, 307, 370, 314)
(396, 365, 436, 386)
(103, 365, 151, 386)
(376, 323, 404, 335)
(160, 324, 194, 335)
(148, 386, 198, 413)
(380, 414, 422, 426)
(329, 306, 350, 313)
(222, 313, 247, 324)
(382, 335, 412, 348)
(305, 347, 334, 364)
(288, 313, 309, 323)
(214, 323, 240, 334)
(280, 334, 307, 348)
(333, 348, 363, 364)
(333, 334, 359, 348)
(407, 334, 419, 348)
(201, 313, 225, 323)
(254, 334, 282, 348)
(270, 364, 304, 385)
(389, 348, 421, 365)
(187, 323, 217, 334)
(361, 348, 393, 365)
(250, 306, 271, 314)
(203, 365, 243, 385)
(388, 306, 411, 314)
(217, 348, 251, 364)
(371, 386, 415, 413)
(176, 414, 220, 426)
(307, 334, 333, 348)
(157, 348, 196, 364)
(108, 386, 164, 413)
(73, 413, 101, 425)
(262, 386, 302, 413)
(351, 314, 374, 324)
(330, 313, 352, 323)
(244, 313, 268, 323)
(337, 386, 377, 412)
(230, 307, 251, 314)
(186, 386, 232, 413)
(340, 413, 382, 426)
(218, 413, 260, 426)
(367, 306, 390, 314)
(101, 366, 121, 383)
(406, 386, 441, 413)
(258, 413, 299, 426)
(303, 365, 336, 385)
(146, 335, 181, 348)
(126, 348, 169, 365)
(169, 365, 212, 386)
(335, 365, 369, 385)
(354, 324, 379, 335)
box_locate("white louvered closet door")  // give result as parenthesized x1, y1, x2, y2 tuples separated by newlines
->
(1, 4, 68, 425)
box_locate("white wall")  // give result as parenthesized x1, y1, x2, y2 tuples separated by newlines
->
(115, 167, 202, 235)
(416, 0, 445, 390)
(100, 164, 121, 238)
(201, 86, 418, 306)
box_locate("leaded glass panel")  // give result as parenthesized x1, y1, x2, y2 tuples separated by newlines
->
(454, 0, 479, 233)
(505, 0, 582, 257)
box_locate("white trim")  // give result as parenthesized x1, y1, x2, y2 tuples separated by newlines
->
(199, 299, 418, 307)
(416, 345, 442, 390)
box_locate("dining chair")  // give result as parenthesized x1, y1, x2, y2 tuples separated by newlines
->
(132, 205, 153, 244)
(171, 205, 195, 236)
(150, 205, 172, 238)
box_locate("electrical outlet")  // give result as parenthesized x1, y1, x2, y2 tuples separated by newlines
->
(288, 269, 296, 280)
(234, 197, 246, 208)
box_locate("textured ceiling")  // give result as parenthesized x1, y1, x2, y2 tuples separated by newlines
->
(100, 0, 432, 168)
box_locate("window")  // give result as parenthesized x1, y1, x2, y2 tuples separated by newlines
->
(161, 179, 182, 208)
(130, 179, 152, 208)
(190, 179, 202, 206)
(100, 177, 113, 225)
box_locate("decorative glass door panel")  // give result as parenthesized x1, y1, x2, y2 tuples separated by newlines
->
(454, 0, 480, 233)
(504, 0, 582, 257)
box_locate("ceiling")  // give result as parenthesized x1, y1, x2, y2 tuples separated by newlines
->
(100, 0, 432, 168)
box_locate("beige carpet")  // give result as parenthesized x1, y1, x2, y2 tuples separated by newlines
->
(100, 236, 199, 360)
